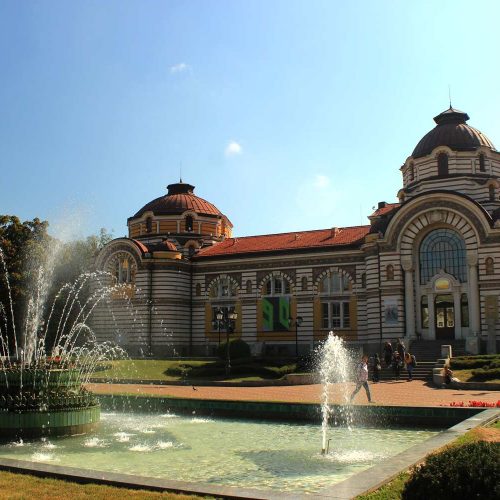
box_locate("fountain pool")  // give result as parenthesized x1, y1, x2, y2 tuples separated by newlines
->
(0, 412, 440, 494)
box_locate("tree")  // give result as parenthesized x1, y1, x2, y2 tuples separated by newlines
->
(0, 215, 52, 353)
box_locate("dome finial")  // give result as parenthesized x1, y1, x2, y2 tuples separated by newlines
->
(179, 161, 183, 183)
(448, 84, 452, 109)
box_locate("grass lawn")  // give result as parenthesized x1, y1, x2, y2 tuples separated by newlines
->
(452, 368, 500, 384)
(90, 359, 299, 383)
(90, 360, 210, 381)
(0, 471, 208, 500)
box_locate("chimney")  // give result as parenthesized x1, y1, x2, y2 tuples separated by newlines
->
(331, 227, 340, 238)
(378, 201, 387, 209)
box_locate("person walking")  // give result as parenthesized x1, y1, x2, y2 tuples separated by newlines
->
(397, 339, 406, 359)
(372, 353, 381, 382)
(392, 351, 402, 380)
(404, 352, 416, 381)
(383, 341, 393, 368)
(350, 354, 373, 403)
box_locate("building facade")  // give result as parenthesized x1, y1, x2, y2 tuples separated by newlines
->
(93, 107, 500, 357)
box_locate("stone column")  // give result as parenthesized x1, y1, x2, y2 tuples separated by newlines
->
(402, 257, 415, 341)
(467, 254, 481, 335)
(428, 292, 435, 340)
(453, 291, 462, 339)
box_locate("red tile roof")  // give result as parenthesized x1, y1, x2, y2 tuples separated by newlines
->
(370, 203, 400, 217)
(195, 226, 371, 259)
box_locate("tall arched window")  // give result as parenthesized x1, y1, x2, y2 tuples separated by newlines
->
(108, 253, 136, 284)
(263, 276, 291, 296)
(185, 215, 194, 232)
(209, 277, 238, 333)
(437, 153, 448, 177)
(485, 257, 494, 275)
(419, 229, 467, 284)
(409, 163, 415, 182)
(489, 185, 496, 202)
(318, 271, 351, 329)
(479, 154, 486, 172)
(146, 217, 153, 233)
(301, 276, 308, 291)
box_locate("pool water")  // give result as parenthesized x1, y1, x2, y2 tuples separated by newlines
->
(0, 412, 440, 494)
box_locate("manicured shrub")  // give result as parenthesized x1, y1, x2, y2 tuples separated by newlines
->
(216, 338, 251, 360)
(450, 354, 500, 370)
(470, 367, 500, 381)
(402, 441, 500, 500)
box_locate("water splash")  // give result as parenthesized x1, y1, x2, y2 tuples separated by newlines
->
(317, 333, 353, 455)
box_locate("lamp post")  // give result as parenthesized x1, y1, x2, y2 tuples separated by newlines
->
(212, 308, 224, 346)
(225, 310, 238, 376)
(288, 315, 304, 357)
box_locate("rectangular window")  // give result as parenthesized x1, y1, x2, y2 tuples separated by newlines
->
(321, 303, 329, 329)
(321, 301, 351, 329)
(342, 302, 350, 327)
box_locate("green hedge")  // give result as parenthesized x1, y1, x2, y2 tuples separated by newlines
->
(470, 367, 500, 381)
(402, 441, 500, 500)
(216, 339, 251, 360)
(164, 359, 297, 379)
(450, 354, 500, 370)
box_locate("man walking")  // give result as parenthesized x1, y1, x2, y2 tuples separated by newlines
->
(350, 354, 373, 403)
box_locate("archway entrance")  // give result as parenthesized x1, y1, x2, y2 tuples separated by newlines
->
(435, 294, 455, 339)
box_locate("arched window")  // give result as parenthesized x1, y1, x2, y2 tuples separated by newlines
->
(185, 215, 194, 232)
(319, 271, 351, 330)
(361, 273, 366, 288)
(301, 276, 308, 291)
(246, 280, 252, 294)
(479, 154, 486, 172)
(409, 163, 415, 182)
(489, 185, 496, 202)
(209, 277, 238, 298)
(209, 277, 238, 334)
(263, 276, 291, 296)
(386, 264, 394, 281)
(109, 253, 136, 284)
(485, 257, 494, 275)
(146, 217, 153, 233)
(319, 271, 350, 294)
(419, 229, 466, 284)
(195, 283, 201, 296)
(437, 153, 448, 177)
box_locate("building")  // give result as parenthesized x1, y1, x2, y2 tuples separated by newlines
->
(93, 107, 500, 357)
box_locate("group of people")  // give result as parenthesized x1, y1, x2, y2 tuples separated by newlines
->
(350, 339, 417, 403)
(381, 339, 417, 381)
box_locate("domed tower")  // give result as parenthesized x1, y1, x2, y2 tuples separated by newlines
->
(127, 181, 233, 256)
(398, 107, 500, 219)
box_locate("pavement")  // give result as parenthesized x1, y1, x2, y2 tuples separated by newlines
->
(87, 379, 500, 407)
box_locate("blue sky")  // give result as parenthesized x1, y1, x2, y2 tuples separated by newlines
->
(1, 0, 500, 240)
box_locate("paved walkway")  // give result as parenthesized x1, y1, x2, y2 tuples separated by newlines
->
(88, 380, 500, 407)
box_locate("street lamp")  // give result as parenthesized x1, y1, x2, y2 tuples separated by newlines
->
(288, 315, 304, 357)
(212, 308, 224, 346)
(225, 310, 238, 376)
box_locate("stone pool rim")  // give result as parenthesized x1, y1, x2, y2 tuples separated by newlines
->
(0, 403, 497, 499)
(0, 402, 500, 500)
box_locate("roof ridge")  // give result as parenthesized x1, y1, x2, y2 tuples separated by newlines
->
(223, 225, 371, 241)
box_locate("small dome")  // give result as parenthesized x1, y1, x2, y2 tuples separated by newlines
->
(412, 107, 496, 159)
(131, 182, 222, 219)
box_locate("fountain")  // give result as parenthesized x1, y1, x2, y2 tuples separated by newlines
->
(318, 333, 354, 455)
(0, 248, 126, 438)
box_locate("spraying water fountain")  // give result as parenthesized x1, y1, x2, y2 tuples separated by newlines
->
(318, 333, 354, 455)
(0, 248, 126, 438)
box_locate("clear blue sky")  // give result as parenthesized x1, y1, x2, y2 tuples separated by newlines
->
(1, 0, 500, 240)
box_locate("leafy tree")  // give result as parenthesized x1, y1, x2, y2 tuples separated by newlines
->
(0, 215, 52, 353)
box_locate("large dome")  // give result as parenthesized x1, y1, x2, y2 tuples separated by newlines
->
(412, 107, 496, 159)
(131, 182, 222, 219)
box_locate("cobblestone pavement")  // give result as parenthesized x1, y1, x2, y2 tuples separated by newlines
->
(88, 380, 500, 407)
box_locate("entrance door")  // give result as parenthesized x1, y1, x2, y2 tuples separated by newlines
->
(435, 294, 455, 339)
